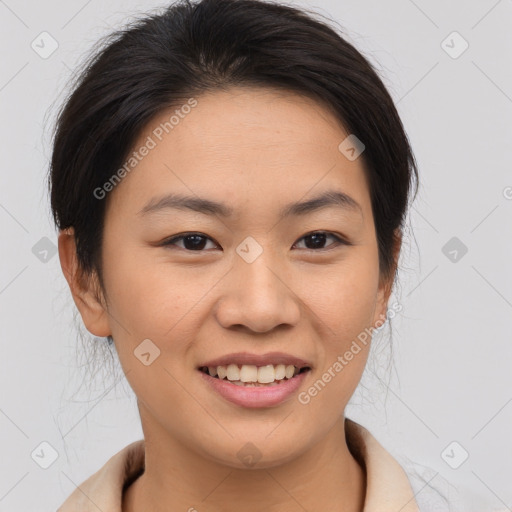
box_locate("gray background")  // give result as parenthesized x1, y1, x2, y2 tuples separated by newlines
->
(0, 0, 511, 510)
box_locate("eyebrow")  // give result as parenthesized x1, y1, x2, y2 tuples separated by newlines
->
(138, 189, 363, 219)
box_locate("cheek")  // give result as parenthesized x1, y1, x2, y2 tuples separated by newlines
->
(295, 264, 377, 420)
(293, 252, 379, 406)
(98, 247, 176, 367)
(294, 252, 380, 340)
(101, 238, 186, 324)
(330, 276, 379, 343)
(102, 255, 200, 412)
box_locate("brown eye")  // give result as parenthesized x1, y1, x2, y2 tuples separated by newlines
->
(293, 231, 349, 251)
(161, 231, 349, 252)
(162, 233, 219, 251)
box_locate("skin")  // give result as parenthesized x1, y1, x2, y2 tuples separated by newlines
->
(59, 86, 401, 512)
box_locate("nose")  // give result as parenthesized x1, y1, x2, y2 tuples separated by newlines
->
(214, 250, 301, 334)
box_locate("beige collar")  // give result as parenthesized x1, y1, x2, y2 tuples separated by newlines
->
(345, 418, 419, 511)
(58, 418, 419, 511)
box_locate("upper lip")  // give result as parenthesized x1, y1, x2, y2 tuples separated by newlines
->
(198, 352, 312, 369)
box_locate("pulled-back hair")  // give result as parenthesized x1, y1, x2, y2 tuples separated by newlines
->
(47, 4, 452, 505)
(48, 0, 418, 289)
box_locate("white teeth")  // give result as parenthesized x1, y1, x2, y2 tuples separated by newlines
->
(239, 365, 258, 383)
(226, 364, 240, 381)
(204, 363, 308, 384)
(217, 366, 227, 380)
(257, 364, 275, 383)
(275, 364, 286, 380)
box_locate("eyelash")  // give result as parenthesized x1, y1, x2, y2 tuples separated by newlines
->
(161, 231, 351, 252)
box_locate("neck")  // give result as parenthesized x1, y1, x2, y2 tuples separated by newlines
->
(123, 415, 366, 512)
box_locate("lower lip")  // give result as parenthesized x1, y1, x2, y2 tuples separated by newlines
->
(198, 369, 310, 408)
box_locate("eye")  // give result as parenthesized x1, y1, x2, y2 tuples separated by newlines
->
(293, 231, 349, 251)
(161, 232, 219, 251)
(161, 230, 349, 252)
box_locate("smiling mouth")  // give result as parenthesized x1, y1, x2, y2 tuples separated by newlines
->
(198, 364, 311, 387)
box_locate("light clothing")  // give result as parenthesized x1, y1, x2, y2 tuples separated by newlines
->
(58, 418, 422, 511)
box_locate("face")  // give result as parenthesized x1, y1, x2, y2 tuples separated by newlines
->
(63, 86, 396, 468)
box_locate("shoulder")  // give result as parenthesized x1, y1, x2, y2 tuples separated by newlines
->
(58, 440, 145, 512)
(345, 418, 420, 512)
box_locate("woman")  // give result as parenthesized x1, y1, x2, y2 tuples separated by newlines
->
(50, 0, 436, 509)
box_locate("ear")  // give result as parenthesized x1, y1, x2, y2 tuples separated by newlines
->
(58, 228, 111, 337)
(372, 229, 402, 328)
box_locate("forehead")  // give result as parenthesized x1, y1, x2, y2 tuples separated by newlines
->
(154, 87, 349, 157)
(106, 86, 371, 219)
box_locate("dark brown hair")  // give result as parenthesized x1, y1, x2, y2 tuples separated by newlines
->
(48, 0, 418, 290)
(47, 4, 451, 503)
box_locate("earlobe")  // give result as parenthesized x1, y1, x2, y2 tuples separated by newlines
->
(373, 282, 391, 329)
(58, 228, 111, 337)
(373, 230, 402, 328)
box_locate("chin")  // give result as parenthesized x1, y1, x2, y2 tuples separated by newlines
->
(194, 425, 311, 470)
